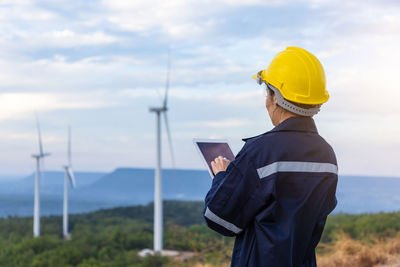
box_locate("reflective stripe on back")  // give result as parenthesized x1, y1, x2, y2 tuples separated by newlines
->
(257, 161, 338, 179)
(205, 207, 243, 234)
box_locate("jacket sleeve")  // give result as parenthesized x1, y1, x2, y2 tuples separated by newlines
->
(203, 147, 275, 236)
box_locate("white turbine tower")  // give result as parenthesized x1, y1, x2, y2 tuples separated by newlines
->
(149, 50, 175, 254)
(62, 126, 76, 240)
(31, 116, 50, 237)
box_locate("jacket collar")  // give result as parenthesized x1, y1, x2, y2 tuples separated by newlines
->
(242, 117, 318, 142)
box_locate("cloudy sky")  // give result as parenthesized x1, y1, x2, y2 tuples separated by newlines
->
(0, 0, 399, 177)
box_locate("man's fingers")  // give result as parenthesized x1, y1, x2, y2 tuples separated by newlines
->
(215, 156, 226, 162)
(211, 156, 230, 175)
(213, 156, 230, 166)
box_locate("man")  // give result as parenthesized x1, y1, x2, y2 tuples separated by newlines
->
(203, 47, 338, 267)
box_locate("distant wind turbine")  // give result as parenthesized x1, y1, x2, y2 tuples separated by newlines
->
(62, 126, 76, 240)
(149, 49, 176, 253)
(31, 115, 51, 237)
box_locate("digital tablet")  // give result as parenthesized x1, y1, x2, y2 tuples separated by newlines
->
(193, 138, 235, 178)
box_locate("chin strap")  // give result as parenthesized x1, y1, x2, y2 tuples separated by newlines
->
(267, 84, 321, 117)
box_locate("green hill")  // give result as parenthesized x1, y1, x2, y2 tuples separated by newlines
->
(1, 201, 400, 267)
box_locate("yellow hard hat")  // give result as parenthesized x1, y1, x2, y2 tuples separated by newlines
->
(253, 47, 329, 105)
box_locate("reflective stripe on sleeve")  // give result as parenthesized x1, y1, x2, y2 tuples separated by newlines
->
(257, 161, 338, 179)
(205, 207, 243, 234)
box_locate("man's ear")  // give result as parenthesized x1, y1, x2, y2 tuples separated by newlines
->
(272, 94, 277, 106)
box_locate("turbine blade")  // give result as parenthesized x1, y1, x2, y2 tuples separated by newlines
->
(35, 114, 44, 156)
(163, 112, 176, 169)
(163, 48, 171, 109)
(66, 167, 76, 188)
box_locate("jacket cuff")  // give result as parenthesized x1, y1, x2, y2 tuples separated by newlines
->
(212, 171, 226, 184)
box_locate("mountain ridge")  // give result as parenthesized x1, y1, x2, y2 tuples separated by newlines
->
(1, 168, 400, 217)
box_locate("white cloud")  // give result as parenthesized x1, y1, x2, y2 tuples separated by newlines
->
(0, 1, 57, 22)
(119, 85, 264, 109)
(0, 92, 115, 121)
(100, 0, 296, 39)
(0, 30, 119, 52)
(0, 54, 160, 92)
(0, 0, 399, 176)
(186, 118, 252, 129)
(43, 30, 119, 47)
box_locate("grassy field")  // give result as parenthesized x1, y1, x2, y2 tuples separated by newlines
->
(1, 201, 400, 267)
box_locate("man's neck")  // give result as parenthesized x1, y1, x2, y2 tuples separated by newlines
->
(277, 113, 298, 125)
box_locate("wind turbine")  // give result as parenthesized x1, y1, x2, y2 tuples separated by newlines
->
(62, 126, 76, 240)
(31, 115, 50, 237)
(149, 50, 175, 253)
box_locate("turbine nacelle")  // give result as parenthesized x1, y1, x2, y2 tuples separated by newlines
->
(149, 106, 168, 113)
(31, 152, 51, 159)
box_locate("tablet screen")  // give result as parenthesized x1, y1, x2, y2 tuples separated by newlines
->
(194, 139, 235, 177)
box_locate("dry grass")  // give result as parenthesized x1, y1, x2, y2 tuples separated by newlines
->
(191, 264, 230, 267)
(317, 233, 400, 267)
(170, 233, 400, 267)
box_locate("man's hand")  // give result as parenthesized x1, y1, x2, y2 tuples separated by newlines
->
(211, 156, 230, 176)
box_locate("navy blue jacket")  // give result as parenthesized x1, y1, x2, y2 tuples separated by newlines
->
(204, 117, 338, 267)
